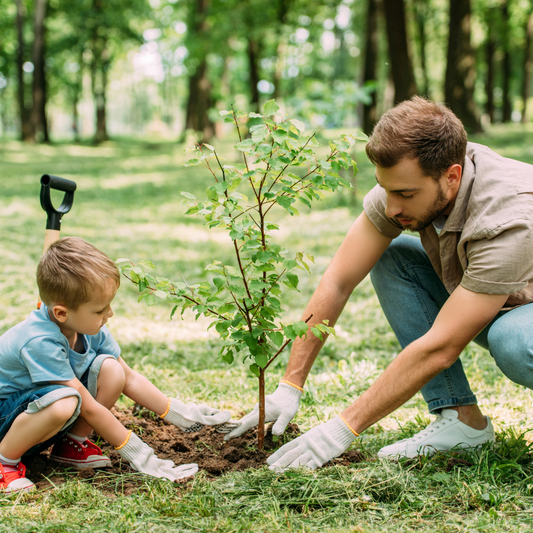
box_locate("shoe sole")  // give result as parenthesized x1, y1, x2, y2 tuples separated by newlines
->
(49, 456, 111, 469)
(2, 484, 36, 496)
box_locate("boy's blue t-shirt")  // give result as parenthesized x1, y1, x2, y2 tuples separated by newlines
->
(0, 304, 120, 400)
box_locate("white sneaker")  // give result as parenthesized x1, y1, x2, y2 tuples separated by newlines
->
(377, 409, 495, 459)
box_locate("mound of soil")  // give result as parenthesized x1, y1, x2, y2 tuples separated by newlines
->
(25, 407, 365, 493)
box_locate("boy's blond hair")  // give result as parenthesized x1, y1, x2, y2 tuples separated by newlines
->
(37, 237, 120, 310)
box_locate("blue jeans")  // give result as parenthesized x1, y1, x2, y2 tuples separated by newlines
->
(370, 235, 533, 413)
(0, 353, 115, 457)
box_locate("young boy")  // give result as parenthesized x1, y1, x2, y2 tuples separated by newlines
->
(0, 237, 235, 494)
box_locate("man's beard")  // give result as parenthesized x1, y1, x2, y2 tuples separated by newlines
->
(397, 183, 450, 232)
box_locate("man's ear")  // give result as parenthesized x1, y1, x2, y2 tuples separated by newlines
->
(51, 305, 69, 323)
(446, 164, 462, 193)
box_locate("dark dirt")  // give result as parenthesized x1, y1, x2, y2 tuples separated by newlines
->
(24, 407, 366, 493)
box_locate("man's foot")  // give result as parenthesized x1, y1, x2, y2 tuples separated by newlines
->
(0, 463, 35, 495)
(378, 409, 495, 459)
(50, 436, 111, 469)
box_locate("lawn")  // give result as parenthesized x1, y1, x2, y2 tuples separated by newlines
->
(1, 124, 533, 532)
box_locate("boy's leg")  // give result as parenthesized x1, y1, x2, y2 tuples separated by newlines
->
(0, 386, 80, 494)
(50, 355, 124, 469)
(370, 235, 494, 458)
(68, 356, 126, 439)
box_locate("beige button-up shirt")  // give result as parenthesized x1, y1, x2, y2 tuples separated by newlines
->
(363, 142, 533, 309)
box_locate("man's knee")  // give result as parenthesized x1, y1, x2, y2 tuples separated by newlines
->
(488, 322, 533, 388)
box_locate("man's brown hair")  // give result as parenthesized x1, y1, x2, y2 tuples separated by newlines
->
(37, 237, 120, 310)
(365, 96, 468, 179)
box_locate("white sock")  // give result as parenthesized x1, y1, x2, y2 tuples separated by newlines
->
(66, 432, 86, 443)
(0, 452, 20, 467)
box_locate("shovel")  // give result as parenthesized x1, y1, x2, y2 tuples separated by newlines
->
(38, 174, 77, 308)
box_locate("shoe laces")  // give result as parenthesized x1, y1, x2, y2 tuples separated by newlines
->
(409, 414, 451, 441)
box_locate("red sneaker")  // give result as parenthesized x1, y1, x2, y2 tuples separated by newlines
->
(0, 463, 35, 495)
(50, 435, 111, 469)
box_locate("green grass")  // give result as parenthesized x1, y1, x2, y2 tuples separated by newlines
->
(1, 125, 533, 531)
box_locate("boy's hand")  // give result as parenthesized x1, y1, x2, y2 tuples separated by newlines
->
(116, 432, 198, 481)
(162, 398, 232, 433)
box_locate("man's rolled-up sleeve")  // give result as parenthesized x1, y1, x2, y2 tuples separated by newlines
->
(462, 223, 533, 295)
(363, 185, 403, 239)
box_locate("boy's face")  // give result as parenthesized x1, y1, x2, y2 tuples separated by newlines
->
(62, 279, 117, 336)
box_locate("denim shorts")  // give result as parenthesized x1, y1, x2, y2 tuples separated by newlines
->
(0, 353, 115, 457)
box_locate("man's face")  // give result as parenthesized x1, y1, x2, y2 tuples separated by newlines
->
(375, 158, 454, 232)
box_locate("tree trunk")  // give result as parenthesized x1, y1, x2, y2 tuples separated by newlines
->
(15, 0, 33, 141)
(247, 37, 261, 113)
(485, 15, 496, 123)
(184, 0, 214, 142)
(258, 368, 265, 450)
(382, 0, 417, 104)
(444, 0, 482, 132)
(501, 2, 512, 123)
(94, 43, 109, 143)
(413, 0, 430, 97)
(272, 0, 290, 100)
(31, 0, 49, 142)
(361, 0, 379, 134)
(522, 11, 533, 123)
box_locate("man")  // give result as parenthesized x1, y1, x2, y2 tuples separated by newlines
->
(226, 97, 533, 469)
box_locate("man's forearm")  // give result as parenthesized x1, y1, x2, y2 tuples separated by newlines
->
(283, 279, 352, 387)
(341, 335, 451, 433)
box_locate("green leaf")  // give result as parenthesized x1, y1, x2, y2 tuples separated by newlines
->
(276, 196, 293, 210)
(268, 331, 284, 347)
(256, 250, 273, 263)
(272, 129, 288, 143)
(255, 353, 268, 368)
(290, 119, 305, 133)
(138, 279, 147, 292)
(282, 259, 298, 271)
(218, 304, 236, 314)
(236, 139, 256, 152)
(185, 158, 199, 166)
(180, 191, 196, 200)
(286, 273, 299, 289)
(222, 351, 234, 364)
(219, 110, 233, 116)
(213, 277, 225, 289)
(262, 99, 280, 116)
(206, 186, 219, 201)
(170, 305, 179, 320)
(154, 290, 167, 299)
(292, 321, 308, 338)
(203, 143, 215, 151)
(249, 364, 260, 377)
(252, 125, 269, 142)
(249, 112, 263, 118)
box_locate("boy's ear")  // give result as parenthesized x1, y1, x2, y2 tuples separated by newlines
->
(51, 305, 69, 323)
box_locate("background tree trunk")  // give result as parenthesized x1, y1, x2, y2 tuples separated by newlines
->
(361, 0, 379, 134)
(444, 0, 482, 132)
(184, 0, 214, 142)
(413, 0, 430, 97)
(485, 13, 496, 124)
(30, 0, 48, 142)
(501, 1, 512, 123)
(382, 0, 417, 104)
(247, 37, 260, 113)
(522, 10, 533, 123)
(15, 0, 32, 141)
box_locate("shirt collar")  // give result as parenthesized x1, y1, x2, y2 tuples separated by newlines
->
(440, 152, 475, 234)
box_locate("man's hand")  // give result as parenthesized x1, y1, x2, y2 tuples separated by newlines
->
(116, 432, 198, 481)
(225, 382, 302, 441)
(267, 416, 356, 471)
(162, 398, 233, 433)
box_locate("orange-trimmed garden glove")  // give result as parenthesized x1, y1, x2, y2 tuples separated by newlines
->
(225, 381, 302, 441)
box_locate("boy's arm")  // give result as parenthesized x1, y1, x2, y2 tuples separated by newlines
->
(51, 377, 128, 446)
(117, 357, 232, 430)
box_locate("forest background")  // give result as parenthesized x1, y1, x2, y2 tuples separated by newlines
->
(1, 0, 533, 143)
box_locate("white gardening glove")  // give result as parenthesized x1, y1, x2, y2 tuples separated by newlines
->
(225, 382, 302, 441)
(116, 432, 198, 481)
(267, 416, 357, 471)
(162, 398, 233, 433)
